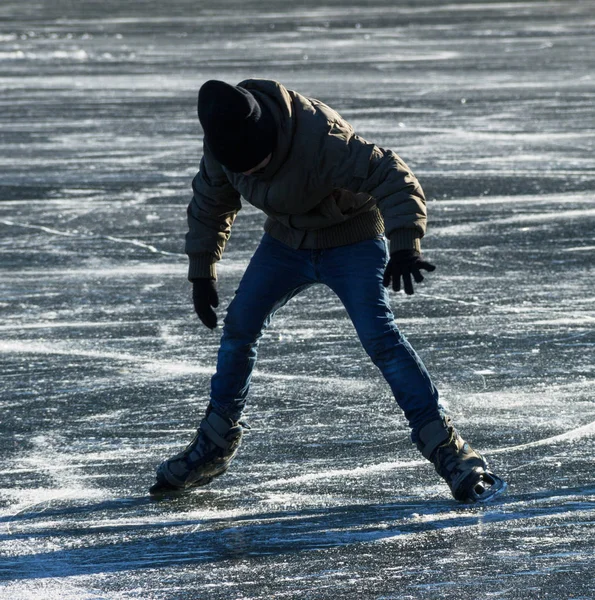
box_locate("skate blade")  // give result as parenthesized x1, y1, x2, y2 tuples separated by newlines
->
(465, 473, 508, 504)
(149, 476, 214, 497)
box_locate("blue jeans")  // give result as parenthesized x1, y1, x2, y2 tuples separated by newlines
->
(210, 233, 443, 443)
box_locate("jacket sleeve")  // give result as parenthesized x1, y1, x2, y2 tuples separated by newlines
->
(360, 145, 427, 253)
(185, 146, 241, 280)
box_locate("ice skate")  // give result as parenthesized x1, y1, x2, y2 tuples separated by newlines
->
(416, 417, 507, 503)
(149, 406, 244, 496)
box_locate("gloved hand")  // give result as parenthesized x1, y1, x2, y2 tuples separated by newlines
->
(192, 278, 219, 329)
(383, 249, 436, 295)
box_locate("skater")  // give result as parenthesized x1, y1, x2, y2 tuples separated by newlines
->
(150, 79, 506, 503)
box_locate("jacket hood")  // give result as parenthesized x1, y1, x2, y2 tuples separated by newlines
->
(237, 79, 295, 179)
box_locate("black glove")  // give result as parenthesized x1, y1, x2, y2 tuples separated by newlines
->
(383, 249, 436, 295)
(192, 278, 219, 329)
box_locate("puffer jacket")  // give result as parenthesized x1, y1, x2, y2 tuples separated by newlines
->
(186, 79, 427, 280)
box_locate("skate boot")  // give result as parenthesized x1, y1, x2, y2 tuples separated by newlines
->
(416, 417, 507, 503)
(149, 405, 244, 496)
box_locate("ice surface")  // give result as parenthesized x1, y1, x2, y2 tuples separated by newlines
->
(1, 0, 594, 598)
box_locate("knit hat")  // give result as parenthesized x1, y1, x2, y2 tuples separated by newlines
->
(197, 80, 276, 173)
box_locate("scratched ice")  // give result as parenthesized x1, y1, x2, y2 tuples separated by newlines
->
(1, 1, 594, 598)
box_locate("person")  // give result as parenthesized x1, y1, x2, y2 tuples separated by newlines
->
(149, 79, 506, 503)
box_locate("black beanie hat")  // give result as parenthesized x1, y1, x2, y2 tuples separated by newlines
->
(197, 80, 276, 173)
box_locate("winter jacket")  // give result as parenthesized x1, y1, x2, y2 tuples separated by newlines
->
(186, 79, 427, 280)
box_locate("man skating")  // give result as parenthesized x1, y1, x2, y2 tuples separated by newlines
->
(149, 79, 506, 503)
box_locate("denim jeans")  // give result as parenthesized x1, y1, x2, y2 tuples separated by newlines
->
(210, 233, 443, 443)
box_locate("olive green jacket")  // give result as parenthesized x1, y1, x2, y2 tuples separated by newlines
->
(186, 79, 427, 280)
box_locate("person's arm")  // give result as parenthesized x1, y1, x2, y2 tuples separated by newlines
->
(361, 145, 427, 253)
(185, 144, 242, 281)
(318, 117, 426, 252)
(312, 104, 433, 294)
(360, 145, 435, 295)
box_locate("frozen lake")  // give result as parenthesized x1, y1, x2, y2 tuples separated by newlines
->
(1, 0, 594, 598)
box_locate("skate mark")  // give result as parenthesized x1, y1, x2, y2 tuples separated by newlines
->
(415, 292, 486, 307)
(437, 191, 593, 207)
(0, 219, 77, 237)
(2, 490, 108, 599)
(259, 459, 425, 490)
(505, 450, 570, 474)
(4, 492, 595, 581)
(434, 207, 595, 236)
(103, 234, 180, 256)
(0, 219, 181, 257)
(4, 490, 79, 536)
(0, 321, 143, 332)
(241, 421, 595, 493)
(0, 341, 369, 387)
(564, 245, 595, 252)
(489, 419, 595, 455)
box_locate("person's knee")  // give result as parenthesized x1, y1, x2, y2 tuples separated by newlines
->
(360, 326, 404, 363)
(221, 307, 264, 350)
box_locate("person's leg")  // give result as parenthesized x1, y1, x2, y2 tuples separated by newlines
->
(150, 234, 316, 494)
(318, 236, 443, 443)
(210, 233, 316, 421)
